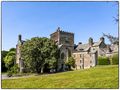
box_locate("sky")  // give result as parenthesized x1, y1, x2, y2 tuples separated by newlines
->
(2, 1, 118, 51)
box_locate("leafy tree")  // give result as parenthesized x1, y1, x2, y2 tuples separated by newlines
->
(21, 37, 59, 73)
(65, 57, 75, 70)
(1, 50, 8, 72)
(4, 50, 16, 70)
(9, 48, 16, 52)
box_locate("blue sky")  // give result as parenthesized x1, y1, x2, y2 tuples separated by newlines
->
(2, 1, 118, 51)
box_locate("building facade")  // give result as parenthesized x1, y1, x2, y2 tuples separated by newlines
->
(16, 27, 118, 72)
(50, 27, 74, 71)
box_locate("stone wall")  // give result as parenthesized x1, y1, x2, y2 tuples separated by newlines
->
(73, 51, 97, 69)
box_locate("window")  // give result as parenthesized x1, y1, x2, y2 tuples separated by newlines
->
(80, 54, 82, 58)
(90, 60, 92, 63)
(80, 60, 82, 63)
(82, 65, 84, 69)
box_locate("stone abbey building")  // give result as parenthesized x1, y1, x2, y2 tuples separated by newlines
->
(16, 27, 118, 72)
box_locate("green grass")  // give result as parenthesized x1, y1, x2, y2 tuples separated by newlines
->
(2, 65, 118, 89)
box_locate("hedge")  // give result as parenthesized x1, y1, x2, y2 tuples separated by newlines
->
(111, 54, 119, 65)
(98, 56, 110, 65)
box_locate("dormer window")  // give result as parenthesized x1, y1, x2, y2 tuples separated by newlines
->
(79, 49, 84, 51)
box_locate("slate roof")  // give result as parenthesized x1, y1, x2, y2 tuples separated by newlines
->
(92, 41, 102, 47)
(110, 44, 118, 53)
(76, 40, 103, 52)
(75, 43, 89, 51)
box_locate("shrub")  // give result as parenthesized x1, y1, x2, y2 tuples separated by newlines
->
(10, 64, 19, 74)
(7, 71, 13, 77)
(65, 57, 75, 70)
(7, 64, 19, 77)
(98, 56, 110, 65)
(112, 54, 119, 65)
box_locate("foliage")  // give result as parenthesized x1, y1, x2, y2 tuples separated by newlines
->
(9, 48, 16, 52)
(10, 64, 20, 74)
(98, 56, 110, 65)
(1, 50, 8, 72)
(4, 50, 16, 70)
(111, 54, 119, 65)
(7, 71, 13, 77)
(21, 37, 59, 73)
(65, 57, 75, 70)
(7, 64, 19, 77)
(2, 65, 118, 88)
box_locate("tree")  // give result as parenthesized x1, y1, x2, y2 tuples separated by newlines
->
(9, 48, 16, 52)
(113, 1, 119, 23)
(65, 57, 75, 70)
(103, 33, 118, 45)
(1, 50, 8, 72)
(21, 37, 59, 73)
(4, 50, 16, 71)
(103, 2, 118, 45)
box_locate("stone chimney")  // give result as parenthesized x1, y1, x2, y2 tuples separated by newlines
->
(57, 27, 60, 31)
(78, 42, 82, 44)
(100, 37, 104, 42)
(89, 37, 93, 46)
(18, 34, 22, 42)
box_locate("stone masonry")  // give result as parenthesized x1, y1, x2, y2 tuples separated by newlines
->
(16, 27, 118, 72)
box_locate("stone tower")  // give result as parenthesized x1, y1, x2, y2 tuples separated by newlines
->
(16, 34, 24, 72)
(50, 27, 74, 71)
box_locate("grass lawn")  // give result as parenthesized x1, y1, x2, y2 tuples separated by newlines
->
(2, 65, 119, 89)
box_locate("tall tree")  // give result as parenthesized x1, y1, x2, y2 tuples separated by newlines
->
(4, 50, 16, 71)
(9, 48, 16, 52)
(103, 2, 118, 45)
(1, 50, 8, 72)
(21, 37, 59, 73)
(113, 1, 119, 23)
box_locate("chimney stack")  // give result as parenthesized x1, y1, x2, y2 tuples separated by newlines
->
(89, 37, 93, 46)
(100, 37, 104, 42)
(18, 34, 22, 42)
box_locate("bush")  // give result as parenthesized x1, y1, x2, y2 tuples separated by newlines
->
(112, 54, 119, 65)
(7, 64, 19, 77)
(65, 57, 75, 70)
(98, 56, 110, 65)
(10, 64, 19, 74)
(7, 71, 13, 77)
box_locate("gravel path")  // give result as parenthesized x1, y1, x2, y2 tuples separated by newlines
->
(2, 74, 34, 80)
